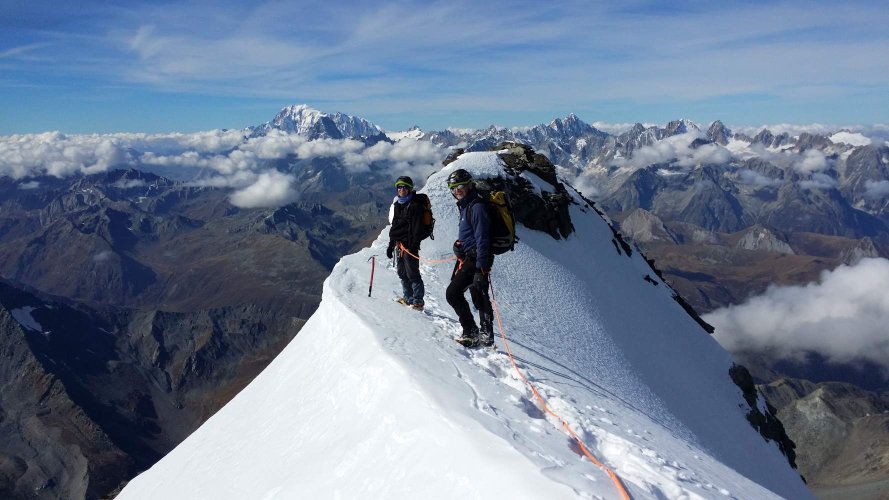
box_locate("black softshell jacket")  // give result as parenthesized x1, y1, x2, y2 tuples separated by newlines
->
(389, 194, 426, 250)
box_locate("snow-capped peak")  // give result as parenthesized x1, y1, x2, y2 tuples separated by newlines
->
(665, 118, 703, 136)
(547, 113, 599, 137)
(272, 104, 325, 134)
(253, 104, 387, 142)
(387, 126, 425, 142)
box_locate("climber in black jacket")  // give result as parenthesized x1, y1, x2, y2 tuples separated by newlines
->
(387, 176, 427, 310)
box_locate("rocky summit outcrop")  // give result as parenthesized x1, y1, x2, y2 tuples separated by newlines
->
(729, 366, 799, 470)
(735, 225, 795, 254)
(492, 142, 575, 240)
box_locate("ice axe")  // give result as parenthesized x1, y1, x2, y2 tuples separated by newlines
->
(367, 255, 376, 297)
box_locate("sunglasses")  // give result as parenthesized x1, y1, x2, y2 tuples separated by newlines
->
(449, 183, 468, 193)
(396, 185, 411, 191)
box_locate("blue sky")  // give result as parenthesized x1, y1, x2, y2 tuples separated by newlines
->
(1, 0, 887, 134)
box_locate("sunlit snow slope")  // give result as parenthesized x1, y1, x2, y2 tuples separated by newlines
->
(120, 152, 811, 499)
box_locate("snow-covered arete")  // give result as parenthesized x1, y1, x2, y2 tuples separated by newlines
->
(120, 152, 811, 499)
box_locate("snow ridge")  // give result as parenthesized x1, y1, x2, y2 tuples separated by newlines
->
(120, 152, 812, 500)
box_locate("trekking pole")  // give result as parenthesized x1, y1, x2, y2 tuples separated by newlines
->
(368, 255, 376, 297)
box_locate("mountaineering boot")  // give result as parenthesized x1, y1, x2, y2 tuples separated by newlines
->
(396, 297, 409, 306)
(479, 315, 494, 347)
(411, 303, 424, 311)
(455, 326, 479, 348)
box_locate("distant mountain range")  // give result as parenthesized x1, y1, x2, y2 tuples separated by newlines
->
(249, 105, 889, 312)
(247, 105, 889, 497)
(253, 105, 889, 241)
(413, 116, 889, 237)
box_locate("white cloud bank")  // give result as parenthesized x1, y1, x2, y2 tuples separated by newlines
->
(229, 170, 298, 208)
(0, 130, 445, 208)
(864, 180, 889, 200)
(732, 124, 889, 148)
(613, 132, 732, 170)
(735, 169, 781, 187)
(0, 132, 133, 178)
(705, 258, 889, 375)
(830, 131, 871, 147)
(800, 172, 839, 191)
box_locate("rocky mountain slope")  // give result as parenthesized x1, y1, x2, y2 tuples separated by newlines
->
(0, 278, 303, 499)
(0, 148, 400, 496)
(760, 378, 889, 499)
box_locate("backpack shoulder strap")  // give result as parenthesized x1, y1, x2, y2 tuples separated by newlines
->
(464, 196, 483, 224)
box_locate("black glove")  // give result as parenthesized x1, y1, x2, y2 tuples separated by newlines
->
(473, 271, 489, 292)
(386, 242, 395, 259)
(453, 239, 465, 259)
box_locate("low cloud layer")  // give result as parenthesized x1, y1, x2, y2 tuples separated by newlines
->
(0, 122, 880, 207)
(229, 170, 298, 208)
(0, 130, 445, 208)
(800, 172, 839, 191)
(609, 128, 851, 194)
(705, 258, 889, 375)
(864, 180, 889, 200)
(732, 124, 889, 146)
(735, 169, 781, 187)
(613, 132, 732, 170)
(0, 132, 133, 178)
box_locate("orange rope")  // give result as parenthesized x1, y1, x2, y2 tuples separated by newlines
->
(488, 282, 631, 500)
(392, 241, 631, 498)
(397, 242, 457, 264)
